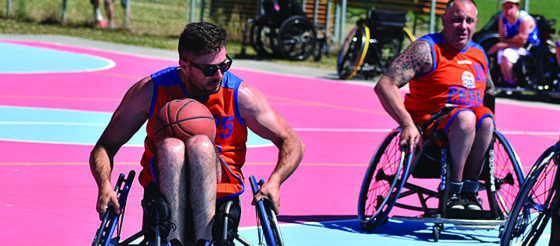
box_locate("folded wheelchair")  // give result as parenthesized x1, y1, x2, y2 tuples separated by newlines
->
(241, 0, 318, 61)
(92, 171, 284, 246)
(337, 9, 414, 80)
(500, 140, 560, 246)
(357, 109, 525, 242)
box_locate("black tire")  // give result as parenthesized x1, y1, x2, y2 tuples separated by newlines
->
(358, 129, 408, 231)
(265, 201, 284, 246)
(252, 18, 278, 58)
(501, 143, 560, 246)
(337, 25, 369, 80)
(486, 130, 525, 218)
(277, 15, 317, 61)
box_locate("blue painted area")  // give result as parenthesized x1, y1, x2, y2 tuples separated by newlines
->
(0, 42, 114, 73)
(238, 219, 552, 246)
(0, 106, 271, 146)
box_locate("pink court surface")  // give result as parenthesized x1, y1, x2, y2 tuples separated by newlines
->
(1, 37, 559, 245)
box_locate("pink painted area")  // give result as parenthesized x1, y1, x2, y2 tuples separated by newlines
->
(1, 40, 559, 245)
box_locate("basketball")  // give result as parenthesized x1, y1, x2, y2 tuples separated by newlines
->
(152, 99, 216, 143)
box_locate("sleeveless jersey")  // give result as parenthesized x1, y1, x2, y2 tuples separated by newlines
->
(404, 33, 489, 124)
(502, 10, 540, 46)
(139, 66, 247, 200)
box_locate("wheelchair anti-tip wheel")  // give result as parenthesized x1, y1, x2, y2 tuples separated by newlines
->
(337, 24, 370, 80)
(250, 176, 284, 246)
(277, 15, 317, 61)
(501, 143, 560, 246)
(358, 128, 412, 231)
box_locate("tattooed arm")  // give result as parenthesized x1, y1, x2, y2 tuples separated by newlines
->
(374, 40, 433, 149)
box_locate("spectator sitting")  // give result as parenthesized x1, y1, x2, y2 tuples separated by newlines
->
(489, 0, 540, 87)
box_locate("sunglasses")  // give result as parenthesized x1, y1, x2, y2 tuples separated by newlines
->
(182, 54, 233, 77)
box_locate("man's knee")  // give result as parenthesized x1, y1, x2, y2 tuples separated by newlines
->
(157, 138, 186, 170)
(185, 135, 215, 156)
(451, 110, 477, 133)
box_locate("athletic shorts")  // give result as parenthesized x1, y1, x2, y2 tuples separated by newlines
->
(418, 106, 495, 138)
(497, 47, 529, 64)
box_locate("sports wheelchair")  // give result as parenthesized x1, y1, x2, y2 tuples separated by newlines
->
(92, 171, 284, 246)
(500, 140, 560, 246)
(473, 12, 558, 98)
(357, 111, 525, 242)
(337, 9, 414, 80)
(241, 0, 319, 61)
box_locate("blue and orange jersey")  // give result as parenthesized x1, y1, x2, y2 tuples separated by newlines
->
(404, 33, 490, 124)
(139, 66, 247, 200)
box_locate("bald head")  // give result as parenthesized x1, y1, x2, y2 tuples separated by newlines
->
(441, 0, 478, 50)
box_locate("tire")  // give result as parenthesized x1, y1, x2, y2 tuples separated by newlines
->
(487, 130, 525, 218)
(358, 129, 409, 231)
(501, 143, 560, 246)
(252, 18, 278, 58)
(277, 15, 317, 61)
(337, 24, 370, 80)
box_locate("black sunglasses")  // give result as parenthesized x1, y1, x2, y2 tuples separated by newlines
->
(182, 54, 232, 77)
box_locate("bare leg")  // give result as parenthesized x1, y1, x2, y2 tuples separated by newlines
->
(463, 117, 494, 180)
(500, 56, 515, 84)
(185, 135, 222, 242)
(157, 138, 188, 243)
(446, 110, 476, 183)
(103, 0, 115, 28)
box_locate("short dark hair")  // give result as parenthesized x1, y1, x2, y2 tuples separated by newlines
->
(178, 22, 227, 57)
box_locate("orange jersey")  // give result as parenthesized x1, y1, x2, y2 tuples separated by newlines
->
(404, 33, 490, 124)
(139, 67, 247, 200)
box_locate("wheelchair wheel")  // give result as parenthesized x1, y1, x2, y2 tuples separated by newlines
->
(500, 143, 560, 246)
(249, 176, 284, 246)
(277, 15, 317, 61)
(251, 17, 278, 58)
(487, 130, 525, 218)
(337, 24, 370, 80)
(358, 128, 410, 231)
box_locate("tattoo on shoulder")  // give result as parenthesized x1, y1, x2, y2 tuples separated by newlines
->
(385, 41, 432, 85)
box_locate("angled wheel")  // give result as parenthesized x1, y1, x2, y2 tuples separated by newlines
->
(337, 24, 370, 80)
(501, 142, 560, 246)
(358, 128, 410, 231)
(251, 17, 279, 58)
(92, 171, 136, 246)
(486, 130, 525, 218)
(277, 15, 317, 61)
(249, 176, 284, 246)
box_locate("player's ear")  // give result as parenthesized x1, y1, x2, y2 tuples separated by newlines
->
(179, 59, 190, 73)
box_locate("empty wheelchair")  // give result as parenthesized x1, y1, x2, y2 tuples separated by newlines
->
(337, 9, 414, 80)
(241, 0, 317, 61)
(357, 113, 525, 241)
(500, 140, 560, 246)
(92, 171, 284, 246)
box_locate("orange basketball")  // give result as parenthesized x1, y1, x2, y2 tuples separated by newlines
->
(152, 99, 216, 143)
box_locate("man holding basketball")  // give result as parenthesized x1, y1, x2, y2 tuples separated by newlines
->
(90, 22, 304, 246)
(374, 0, 495, 211)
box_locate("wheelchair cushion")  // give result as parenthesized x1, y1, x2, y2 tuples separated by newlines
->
(212, 199, 241, 246)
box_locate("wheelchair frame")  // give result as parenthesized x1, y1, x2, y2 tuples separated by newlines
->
(337, 9, 415, 80)
(240, 0, 319, 61)
(500, 140, 560, 246)
(358, 125, 525, 242)
(92, 171, 284, 246)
